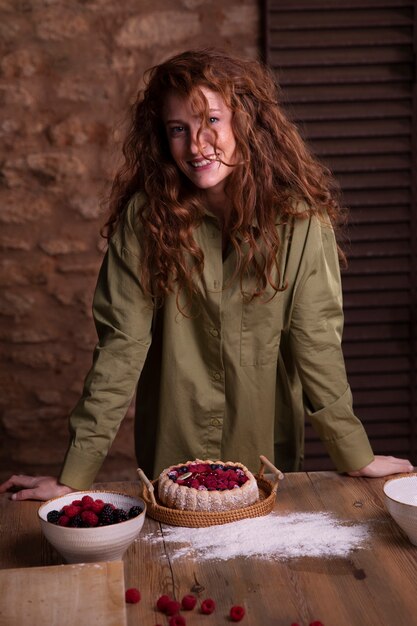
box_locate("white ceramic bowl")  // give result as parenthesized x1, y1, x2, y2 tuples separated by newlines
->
(383, 475, 417, 546)
(38, 490, 146, 564)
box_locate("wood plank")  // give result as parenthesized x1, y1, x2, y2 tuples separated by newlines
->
(307, 473, 417, 624)
(0, 561, 126, 626)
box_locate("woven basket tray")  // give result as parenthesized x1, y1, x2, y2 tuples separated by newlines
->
(137, 455, 284, 527)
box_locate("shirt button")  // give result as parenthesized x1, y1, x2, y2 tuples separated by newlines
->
(213, 372, 221, 381)
(210, 418, 221, 427)
(210, 328, 219, 337)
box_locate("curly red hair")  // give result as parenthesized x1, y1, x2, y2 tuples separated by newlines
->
(103, 48, 343, 305)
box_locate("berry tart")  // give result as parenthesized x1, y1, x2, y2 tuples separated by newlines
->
(157, 459, 259, 512)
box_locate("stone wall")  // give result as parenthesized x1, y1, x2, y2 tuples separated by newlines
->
(0, 0, 260, 483)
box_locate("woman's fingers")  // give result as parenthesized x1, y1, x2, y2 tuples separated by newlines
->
(348, 456, 415, 478)
(0, 475, 75, 501)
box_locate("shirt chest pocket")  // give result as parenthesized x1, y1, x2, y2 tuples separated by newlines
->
(240, 292, 283, 366)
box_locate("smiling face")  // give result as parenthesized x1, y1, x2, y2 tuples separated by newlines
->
(162, 86, 237, 205)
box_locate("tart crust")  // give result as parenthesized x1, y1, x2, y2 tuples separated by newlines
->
(157, 459, 259, 512)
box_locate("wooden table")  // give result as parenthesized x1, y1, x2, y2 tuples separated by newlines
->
(1, 472, 416, 626)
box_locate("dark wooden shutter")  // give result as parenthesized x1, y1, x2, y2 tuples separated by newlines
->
(263, 0, 417, 469)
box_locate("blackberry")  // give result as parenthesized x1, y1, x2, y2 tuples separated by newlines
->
(47, 510, 61, 524)
(99, 504, 115, 526)
(112, 508, 128, 523)
(69, 514, 84, 528)
(128, 506, 142, 519)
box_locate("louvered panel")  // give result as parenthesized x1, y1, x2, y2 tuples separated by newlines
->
(269, 8, 412, 29)
(345, 256, 410, 273)
(347, 206, 410, 222)
(303, 118, 411, 139)
(343, 188, 411, 207)
(343, 324, 410, 340)
(346, 356, 411, 373)
(343, 341, 411, 357)
(285, 82, 412, 103)
(293, 100, 412, 122)
(271, 46, 412, 67)
(311, 136, 411, 156)
(272, 27, 413, 49)
(264, 0, 417, 470)
(275, 64, 413, 85)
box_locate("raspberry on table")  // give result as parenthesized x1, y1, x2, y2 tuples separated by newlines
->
(125, 588, 141, 604)
(309, 622, 325, 626)
(156, 595, 172, 612)
(169, 616, 186, 626)
(181, 594, 197, 611)
(200, 598, 216, 614)
(165, 600, 181, 616)
(230, 605, 245, 621)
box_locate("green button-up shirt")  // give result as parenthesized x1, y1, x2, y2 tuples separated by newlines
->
(59, 193, 374, 489)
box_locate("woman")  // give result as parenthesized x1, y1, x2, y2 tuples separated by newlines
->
(1, 49, 413, 501)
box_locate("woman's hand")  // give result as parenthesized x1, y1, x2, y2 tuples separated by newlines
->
(348, 455, 415, 478)
(0, 475, 76, 501)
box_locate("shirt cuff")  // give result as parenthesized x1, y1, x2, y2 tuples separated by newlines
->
(59, 446, 106, 490)
(306, 386, 375, 472)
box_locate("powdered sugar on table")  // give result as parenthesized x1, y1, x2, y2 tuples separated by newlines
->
(141, 511, 370, 561)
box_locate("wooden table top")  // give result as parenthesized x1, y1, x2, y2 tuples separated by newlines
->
(1, 471, 416, 626)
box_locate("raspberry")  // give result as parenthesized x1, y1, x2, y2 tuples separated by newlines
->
(125, 588, 141, 604)
(156, 595, 171, 612)
(309, 622, 324, 626)
(88, 500, 105, 514)
(200, 598, 215, 614)
(63, 505, 81, 518)
(81, 510, 99, 527)
(169, 616, 186, 626)
(230, 605, 245, 621)
(47, 510, 61, 524)
(71, 499, 82, 506)
(81, 495, 94, 507)
(57, 515, 70, 527)
(181, 594, 197, 610)
(165, 600, 181, 616)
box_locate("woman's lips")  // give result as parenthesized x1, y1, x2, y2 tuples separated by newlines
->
(189, 155, 218, 169)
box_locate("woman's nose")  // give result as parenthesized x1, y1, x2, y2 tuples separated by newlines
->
(189, 126, 210, 153)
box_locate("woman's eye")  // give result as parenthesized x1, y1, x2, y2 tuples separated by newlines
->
(209, 116, 219, 124)
(169, 126, 185, 136)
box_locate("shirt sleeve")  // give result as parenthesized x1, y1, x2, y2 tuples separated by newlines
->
(288, 215, 374, 472)
(59, 203, 154, 489)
